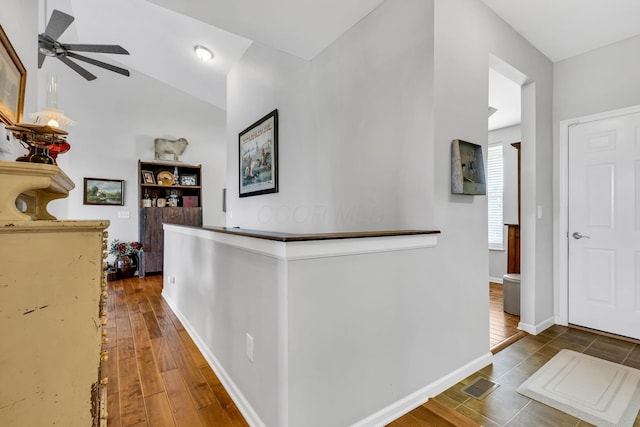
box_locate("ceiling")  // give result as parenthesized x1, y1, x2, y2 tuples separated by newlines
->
(480, 0, 640, 63)
(40, 0, 640, 122)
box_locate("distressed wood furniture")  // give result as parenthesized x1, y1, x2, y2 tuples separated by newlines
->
(138, 161, 203, 276)
(0, 160, 109, 426)
(0, 160, 74, 220)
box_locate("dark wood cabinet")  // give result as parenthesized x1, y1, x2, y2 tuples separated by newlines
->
(138, 161, 203, 276)
(506, 142, 521, 274)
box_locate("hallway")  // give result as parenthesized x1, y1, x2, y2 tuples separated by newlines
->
(490, 281, 525, 352)
(103, 275, 248, 426)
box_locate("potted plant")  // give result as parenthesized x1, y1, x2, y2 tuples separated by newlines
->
(109, 240, 143, 279)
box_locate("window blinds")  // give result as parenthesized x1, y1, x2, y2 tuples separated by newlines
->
(487, 143, 504, 250)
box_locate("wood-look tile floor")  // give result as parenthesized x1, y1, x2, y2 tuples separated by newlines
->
(103, 275, 249, 427)
(393, 325, 640, 426)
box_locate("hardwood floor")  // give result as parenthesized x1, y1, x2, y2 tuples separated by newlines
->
(489, 282, 524, 352)
(103, 275, 248, 427)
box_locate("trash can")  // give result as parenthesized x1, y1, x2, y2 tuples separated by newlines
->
(502, 273, 521, 316)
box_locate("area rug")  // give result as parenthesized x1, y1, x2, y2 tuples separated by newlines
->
(517, 349, 640, 426)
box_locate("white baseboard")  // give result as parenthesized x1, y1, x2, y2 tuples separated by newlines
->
(162, 291, 267, 427)
(518, 316, 555, 335)
(350, 352, 493, 427)
(489, 276, 503, 284)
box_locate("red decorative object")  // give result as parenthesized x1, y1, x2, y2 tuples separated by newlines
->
(182, 195, 198, 207)
(45, 140, 71, 164)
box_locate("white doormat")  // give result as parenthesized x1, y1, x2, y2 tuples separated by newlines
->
(516, 349, 640, 426)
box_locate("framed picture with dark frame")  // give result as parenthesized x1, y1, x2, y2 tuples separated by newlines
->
(83, 178, 125, 206)
(239, 109, 278, 197)
(141, 170, 156, 185)
(0, 25, 26, 126)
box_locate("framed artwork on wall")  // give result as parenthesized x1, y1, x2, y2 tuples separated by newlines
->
(0, 25, 26, 126)
(239, 109, 278, 197)
(83, 178, 125, 205)
(451, 139, 486, 195)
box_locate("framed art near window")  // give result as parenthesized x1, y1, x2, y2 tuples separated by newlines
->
(83, 178, 124, 205)
(239, 109, 278, 197)
(0, 25, 26, 126)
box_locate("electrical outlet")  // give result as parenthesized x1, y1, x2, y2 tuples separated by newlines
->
(169, 276, 176, 285)
(246, 333, 254, 362)
(117, 211, 130, 219)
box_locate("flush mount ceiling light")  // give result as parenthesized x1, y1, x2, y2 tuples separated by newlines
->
(194, 45, 214, 61)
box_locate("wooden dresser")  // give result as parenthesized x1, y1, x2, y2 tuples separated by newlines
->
(0, 160, 109, 426)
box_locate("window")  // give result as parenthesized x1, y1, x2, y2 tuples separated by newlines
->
(487, 143, 504, 250)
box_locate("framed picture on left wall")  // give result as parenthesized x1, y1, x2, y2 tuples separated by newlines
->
(0, 25, 26, 126)
(83, 178, 125, 205)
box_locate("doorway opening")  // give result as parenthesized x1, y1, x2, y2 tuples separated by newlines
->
(488, 60, 524, 351)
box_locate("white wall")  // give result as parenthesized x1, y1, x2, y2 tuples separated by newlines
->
(0, 0, 39, 160)
(35, 56, 227, 252)
(488, 124, 520, 282)
(554, 34, 640, 122)
(226, 0, 434, 233)
(432, 0, 553, 334)
(224, 0, 554, 423)
(553, 34, 640, 320)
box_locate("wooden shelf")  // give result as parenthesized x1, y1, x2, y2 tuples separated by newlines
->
(140, 184, 201, 190)
(0, 160, 74, 221)
(138, 160, 203, 276)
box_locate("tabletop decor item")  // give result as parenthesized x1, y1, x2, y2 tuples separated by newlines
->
(109, 240, 143, 279)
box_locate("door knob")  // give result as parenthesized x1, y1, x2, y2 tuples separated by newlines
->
(572, 232, 590, 239)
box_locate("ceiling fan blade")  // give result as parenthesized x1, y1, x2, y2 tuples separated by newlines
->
(44, 9, 74, 41)
(57, 55, 97, 81)
(64, 44, 129, 55)
(67, 52, 130, 77)
(38, 52, 46, 68)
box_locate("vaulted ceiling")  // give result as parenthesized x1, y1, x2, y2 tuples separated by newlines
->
(40, 0, 640, 117)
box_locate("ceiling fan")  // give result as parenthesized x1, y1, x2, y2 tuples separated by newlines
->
(38, 9, 130, 81)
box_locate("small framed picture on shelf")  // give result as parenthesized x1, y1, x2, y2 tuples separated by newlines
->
(141, 170, 156, 184)
(180, 174, 197, 186)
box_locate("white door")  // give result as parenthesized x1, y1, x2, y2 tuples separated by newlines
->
(568, 112, 640, 340)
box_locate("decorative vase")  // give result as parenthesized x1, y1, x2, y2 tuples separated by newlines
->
(116, 255, 135, 279)
(45, 140, 71, 164)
